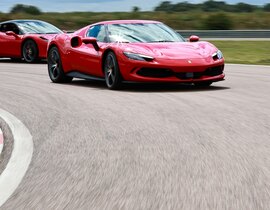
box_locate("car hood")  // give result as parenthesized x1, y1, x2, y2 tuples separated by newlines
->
(120, 42, 217, 60)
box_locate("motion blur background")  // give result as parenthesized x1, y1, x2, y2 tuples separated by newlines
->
(0, 0, 270, 64)
(1, 0, 270, 30)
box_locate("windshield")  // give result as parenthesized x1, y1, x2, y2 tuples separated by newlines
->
(16, 20, 62, 34)
(107, 23, 185, 43)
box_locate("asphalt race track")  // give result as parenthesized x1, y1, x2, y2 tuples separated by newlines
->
(0, 61, 269, 209)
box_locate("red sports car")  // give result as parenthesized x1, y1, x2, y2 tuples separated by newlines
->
(0, 20, 62, 62)
(47, 20, 225, 89)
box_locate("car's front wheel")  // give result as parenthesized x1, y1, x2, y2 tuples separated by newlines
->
(104, 52, 122, 90)
(22, 40, 38, 63)
(48, 47, 73, 83)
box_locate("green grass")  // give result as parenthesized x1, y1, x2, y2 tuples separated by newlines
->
(210, 41, 270, 65)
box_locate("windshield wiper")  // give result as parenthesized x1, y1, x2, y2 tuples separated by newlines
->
(27, 32, 43, 34)
(152, 40, 175, 43)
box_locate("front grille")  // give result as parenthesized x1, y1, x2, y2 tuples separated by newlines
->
(136, 68, 174, 78)
(204, 65, 224, 76)
(175, 72, 202, 80)
(136, 65, 224, 79)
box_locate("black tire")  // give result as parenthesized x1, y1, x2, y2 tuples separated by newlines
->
(22, 40, 39, 63)
(47, 47, 73, 83)
(103, 52, 122, 90)
(194, 81, 213, 87)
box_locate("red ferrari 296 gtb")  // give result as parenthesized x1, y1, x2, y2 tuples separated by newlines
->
(0, 19, 62, 62)
(47, 20, 225, 89)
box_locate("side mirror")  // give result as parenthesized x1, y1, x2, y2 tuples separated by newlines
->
(82, 37, 100, 51)
(189, 35, 199, 42)
(71, 36, 83, 48)
(6, 31, 19, 39)
(71, 36, 100, 51)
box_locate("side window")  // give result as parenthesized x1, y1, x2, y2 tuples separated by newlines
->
(0, 24, 8, 32)
(0, 23, 21, 34)
(86, 25, 106, 42)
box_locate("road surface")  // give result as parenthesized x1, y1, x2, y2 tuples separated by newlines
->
(0, 61, 269, 209)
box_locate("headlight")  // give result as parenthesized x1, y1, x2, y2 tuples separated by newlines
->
(212, 50, 223, 60)
(217, 50, 223, 59)
(123, 52, 154, 61)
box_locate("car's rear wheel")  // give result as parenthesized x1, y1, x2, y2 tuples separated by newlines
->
(22, 40, 39, 63)
(48, 47, 73, 83)
(194, 81, 213, 87)
(104, 52, 122, 90)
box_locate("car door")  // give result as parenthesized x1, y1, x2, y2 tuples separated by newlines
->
(0, 23, 22, 57)
(69, 24, 106, 76)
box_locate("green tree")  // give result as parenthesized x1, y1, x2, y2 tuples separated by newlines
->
(263, 3, 270, 12)
(155, 1, 173, 12)
(201, 0, 228, 12)
(132, 6, 140, 13)
(173, 2, 195, 12)
(235, 3, 255, 12)
(10, 4, 41, 15)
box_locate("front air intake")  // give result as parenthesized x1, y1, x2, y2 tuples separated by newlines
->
(204, 65, 224, 76)
(137, 68, 174, 78)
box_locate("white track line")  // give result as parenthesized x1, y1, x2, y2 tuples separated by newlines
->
(0, 128, 3, 155)
(227, 63, 270, 68)
(0, 109, 33, 207)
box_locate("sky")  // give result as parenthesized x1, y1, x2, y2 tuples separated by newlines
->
(0, 0, 269, 13)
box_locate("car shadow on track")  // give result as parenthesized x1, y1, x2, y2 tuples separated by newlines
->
(67, 79, 230, 92)
(0, 58, 47, 64)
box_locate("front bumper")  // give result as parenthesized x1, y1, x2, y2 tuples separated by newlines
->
(118, 57, 225, 83)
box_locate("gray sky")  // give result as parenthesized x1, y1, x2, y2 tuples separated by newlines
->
(0, 0, 269, 13)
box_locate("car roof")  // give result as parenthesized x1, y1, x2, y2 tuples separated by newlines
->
(0, 19, 45, 25)
(94, 20, 161, 25)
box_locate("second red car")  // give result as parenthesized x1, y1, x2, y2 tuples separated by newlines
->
(0, 19, 62, 62)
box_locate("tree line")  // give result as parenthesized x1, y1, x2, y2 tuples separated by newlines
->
(8, 1, 270, 15)
(155, 1, 270, 13)
(2, 2, 270, 30)
(9, 4, 42, 15)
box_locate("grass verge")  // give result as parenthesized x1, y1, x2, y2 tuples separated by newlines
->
(209, 41, 270, 65)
